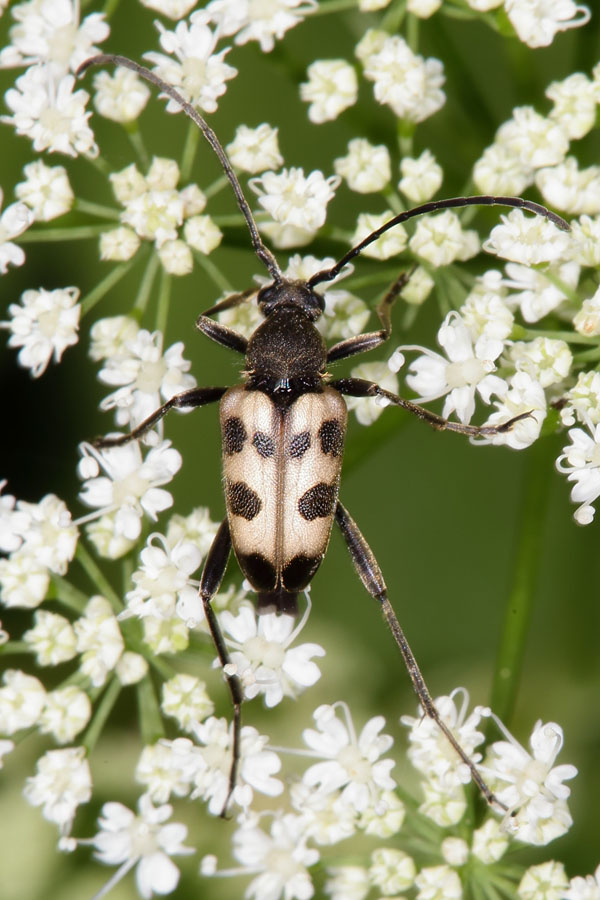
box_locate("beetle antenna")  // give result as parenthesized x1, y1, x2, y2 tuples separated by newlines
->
(77, 54, 283, 284)
(308, 195, 570, 288)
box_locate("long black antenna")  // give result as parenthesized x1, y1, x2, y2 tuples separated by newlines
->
(77, 54, 283, 284)
(309, 195, 570, 288)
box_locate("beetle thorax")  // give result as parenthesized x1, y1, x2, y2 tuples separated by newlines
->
(246, 305, 327, 391)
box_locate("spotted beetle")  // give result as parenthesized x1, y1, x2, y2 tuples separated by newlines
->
(79, 54, 569, 813)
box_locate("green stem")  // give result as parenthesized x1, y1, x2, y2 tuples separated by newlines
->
(181, 120, 200, 182)
(194, 250, 234, 294)
(74, 198, 121, 220)
(82, 677, 122, 753)
(155, 267, 172, 335)
(75, 542, 122, 614)
(18, 225, 108, 243)
(127, 126, 150, 170)
(133, 252, 159, 318)
(79, 259, 137, 317)
(48, 574, 89, 614)
(137, 674, 165, 744)
(489, 436, 554, 727)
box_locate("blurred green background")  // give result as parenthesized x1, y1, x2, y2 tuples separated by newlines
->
(1, 2, 600, 898)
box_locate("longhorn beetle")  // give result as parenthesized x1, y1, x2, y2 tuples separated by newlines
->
(79, 54, 569, 814)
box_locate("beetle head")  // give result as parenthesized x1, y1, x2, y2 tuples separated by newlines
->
(257, 279, 325, 321)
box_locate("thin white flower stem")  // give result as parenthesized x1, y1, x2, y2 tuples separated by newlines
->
(82, 676, 121, 754)
(488, 437, 553, 730)
(137, 673, 165, 744)
(266, 744, 323, 758)
(181, 119, 200, 183)
(74, 198, 121, 220)
(49, 573, 89, 614)
(19, 225, 108, 242)
(75, 543, 122, 614)
(155, 267, 171, 336)
(126, 124, 150, 170)
(193, 249, 235, 294)
(133, 250, 159, 316)
(287, 593, 312, 644)
(80, 259, 137, 316)
(90, 855, 139, 900)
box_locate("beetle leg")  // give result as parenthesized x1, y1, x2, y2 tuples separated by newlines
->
(327, 268, 414, 364)
(199, 518, 244, 818)
(330, 377, 531, 437)
(195, 290, 254, 355)
(94, 386, 228, 448)
(334, 500, 504, 811)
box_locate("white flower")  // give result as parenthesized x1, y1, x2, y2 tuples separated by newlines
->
(161, 674, 214, 731)
(556, 421, 600, 524)
(319, 289, 370, 341)
(484, 209, 571, 265)
(166, 506, 220, 563)
(183, 215, 222, 254)
(479, 371, 546, 449)
(74, 596, 125, 686)
(39, 686, 91, 744)
(325, 865, 370, 900)
(0, 549, 49, 609)
(23, 610, 77, 666)
(518, 861, 569, 900)
(89, 316, 140, 362)
(158, 238, 193, 274)
(1, 286, 80, 377)
(505, 0, 591, 48)
(350, 211, 407, 260)
(290, 781, 358, 845)
(301, 703, 396, 813)
(300, 59, 358, 123)
(136, 738, 200, 803)
(401, 690, 486, 792)
(226, 123, 283, 174)
(369, 847, 416, 894)
(441, 837, 469, 867)
(570, 215, 600, 267)
(574, 286, 600, 337)
(401, 311, 508, 425)
(92, 795, 194, 899)
(360, 32, 445, 122)
(78, 440, 182, 543)
(407, 0, 442, 15)
(496, 107, 568, 169)
(409, 210, 478, 266)
(507, 337, 572, 388)
(15, 160, 73, 221)
(219, 601, 325, 707)
(334, 138, 391, 193)
(144, 18, 236, 114)
(460, 271, 514, 343)
(202, 0, 317, 53)
(93, 66, 151, 122)
(139, 0, 197, 18)
(121, 186, 184, 248)
(473, 143, 533, 196)
(345, 361, 399, 426)
(547, 72, 598, 140)
(502, 259, 579, 323)
(250, 168, 340, 232)
(100, 226, 141, 261)
(415, 864, 462, 900)
(0, 669, 46, 733)
(0, 0, 109, 74)
(417, 780, 467, 827)
(97, 328, 196, 431)
(484, 718, 577, 845)
(471, 818, 509, 864)
(536, 158, 600, 217)
(563, 865, 600, 900)
(400, 266, 435, 305)
(191, 717, 283, 814)
(0, 187, 34, 274)
(116, 652, 149, 685)
(124, 532, 203, 621)
(3, 67, 97, 157)
(229, 813, 319, 900)
(24, 746, 92, 833)
(399, 149, 443, 203)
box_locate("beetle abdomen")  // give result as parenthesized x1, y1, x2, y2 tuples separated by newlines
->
(220, 385, 347, 613)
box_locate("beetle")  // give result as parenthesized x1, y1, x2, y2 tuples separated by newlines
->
(79, 54, 568, 813)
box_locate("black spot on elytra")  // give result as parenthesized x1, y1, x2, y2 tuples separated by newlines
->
(228, 481, 262, 520)
(238, 552, 276, 591)
(319, 419, 344, 457)
(252, 431, 275, 458)
(298, 482, 336, 521)
(283, 554, 321, 591)
(223, 417, 246, 455)
(289, 431, 311, 458)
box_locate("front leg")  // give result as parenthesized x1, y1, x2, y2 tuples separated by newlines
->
(195, 288, 256, 354)
(327, 268, 414, 364)
(334, 500, 504, 810)
(95, 386, 227, 448)
(331, 377, 530, 437)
